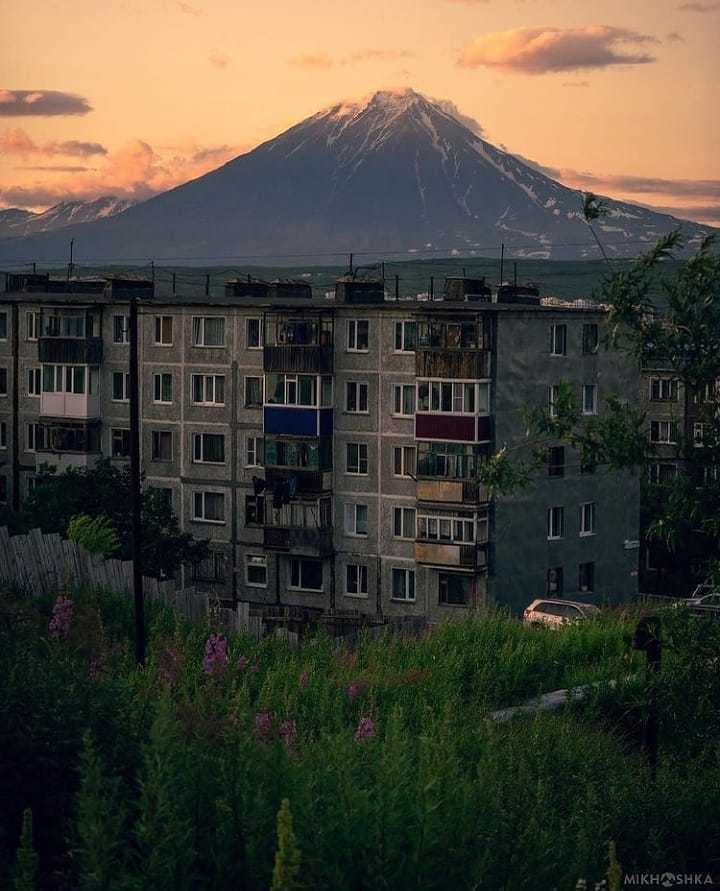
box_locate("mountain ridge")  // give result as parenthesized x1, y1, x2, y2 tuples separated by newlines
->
(0, 196, 134, 239)
(0, 89, 713, 264)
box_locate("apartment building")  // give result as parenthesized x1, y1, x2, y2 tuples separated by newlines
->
(0, 271, 640, 616)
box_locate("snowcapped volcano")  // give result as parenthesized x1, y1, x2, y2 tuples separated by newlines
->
(0, 88, 711, 263)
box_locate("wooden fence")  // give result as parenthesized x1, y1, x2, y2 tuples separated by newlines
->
(0, 527, 263, 638)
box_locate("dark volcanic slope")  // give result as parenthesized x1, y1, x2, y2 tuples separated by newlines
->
(0, 89, 712, 263)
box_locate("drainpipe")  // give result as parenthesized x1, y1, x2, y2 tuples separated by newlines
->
(11, 303, 20, 512)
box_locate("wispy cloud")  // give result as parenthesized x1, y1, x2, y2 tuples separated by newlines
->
(14, 165, 92, 173)
(208, 52, 229, 69)
(0, 140, 247, 210)
(458, 26, 658, 74)
(0, 128, 107, 158)
(665, 31, 685, 42)
(553, 170, 720, 200)
(562, 80, 590, 87)
(0, 89, 93, 117)
(289, 49, 415, 69)
(678, 2, 720, 12)
(175, 1, 200, 15)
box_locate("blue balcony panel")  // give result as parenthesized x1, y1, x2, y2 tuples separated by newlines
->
(264, 406, 318, 437)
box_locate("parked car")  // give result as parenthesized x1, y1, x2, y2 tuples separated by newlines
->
(672, 585, 720, 610)
(523, 599, 601, 628)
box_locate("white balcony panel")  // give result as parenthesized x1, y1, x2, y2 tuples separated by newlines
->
(40, 392, 100, 419)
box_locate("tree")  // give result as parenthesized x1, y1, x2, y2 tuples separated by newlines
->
(67, 515, 120, 559)
(270, 799, 301, 891)
(13, 809, 38, 891)
(10, 460, 208, 579)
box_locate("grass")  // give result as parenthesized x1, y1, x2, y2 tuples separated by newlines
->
(1, 586, 718, 890)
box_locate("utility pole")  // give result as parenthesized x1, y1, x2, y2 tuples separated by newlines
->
(67, 238, 74, 281)
(499, 243, 505, 285)
(129, 293, 145, 665)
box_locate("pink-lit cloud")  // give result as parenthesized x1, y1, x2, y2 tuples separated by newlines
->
(678, 2, 720, 11)
(289, 49, 415, 68)
(0, 128, 107, 158)
(458, 26, 658, 74)
(209, 51, 229, 68)
(0, 89, 92, 116)
(0, 139, 247, 209)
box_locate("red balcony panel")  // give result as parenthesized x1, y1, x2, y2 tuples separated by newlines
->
(415, 414, 476, 442)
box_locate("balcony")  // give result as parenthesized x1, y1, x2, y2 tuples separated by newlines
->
(416, 478, 490, 505)
(415, 349, 490, 379)
(263, 344, 333, 374)
(38, 337, 103, 365)
(35, 420, 102, 468)
(264, 467, 331, 494)
(415, 541, 489, 570)
(415, 414, 492, 443)
(40, 391, 100, 420)
(264, 526, 334, 556)
(264, 406, 333, 437)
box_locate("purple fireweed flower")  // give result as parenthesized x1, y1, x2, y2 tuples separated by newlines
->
(346, 683, 361, 702)
(202, 634, 228, 676)
(355, 716, 376, 742)
(298, 671, 309, 690)
(236, 654, 249, 671)
(49, 596, 73, 641)
(254, 710, 273, 741)
(279, 718, 297, 749)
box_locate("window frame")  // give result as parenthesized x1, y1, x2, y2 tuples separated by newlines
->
(246, 554, 268, 587)
(344, 502, 369, 537)
(392, 445, 416, 478)
(582, 384, 598, 416)
(113, 314, 130, 345)
(346, 441, 369, 476)
(246, 317, 262, 350)
(192, 315, 226, 348)
(151, 430, 173, 462)
(345, 380, 369, 414)
(346, 319, 369, 353)
(392, 383, 416, 417)
(346, 563, 369, 597)
(582, 323, 599, 355)
(580, 501, 596, 537)
(244, 375, 263, 408)
(26, 311, 39, 342)
(152, 372, 173, 404)
(191, 373, 225, 406)
(154, 315, 174, 346)
(192, 432, 226, 465)
(111, 371, 130, 402)
(289, 557, 324, 592)
(394, 320, 417, 353)
(391, 567, 416, 602)
(111, 427, 131, 458)
(393, 506, 417, 540)
(27, 366, 41, 397)
(193, 490, 226, 524)
(547, 506, 565, 540)
(578, 561, 595, 593)
(550, 323, 567, 357)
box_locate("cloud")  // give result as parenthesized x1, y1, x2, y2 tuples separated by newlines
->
(14, 165, 92, 173)
(665, 31, 685, 42)
(648, 205, 720, 223)
(678, 2, 720, 11)
(0, 139, 247, 209)
(0, 89, 92, 116)
(175, 1, 200, 14)
(562, 80, 590, 87)
(289, 49, 415, 68)
(209, 52, 228, 69)
(0, 128, 107, 159)
(428, 97, 485, 136)
(458, 26, 658, 74)
(553, 170, 720, 200)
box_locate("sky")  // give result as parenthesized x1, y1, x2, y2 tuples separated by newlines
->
(1, 0, 719, 224)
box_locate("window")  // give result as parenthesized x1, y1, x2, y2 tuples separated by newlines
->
(42, 365, 89, 395)
(290, 558, 323, 591)
(0, 368, 7, 396)
(246, 436, 262, 467)
(347, 319, 369, 352)
(346, 442, 368, 475)
(266, 373, 318, 407)
(439, 573, 472, 605)
(345, 381, 368, 413)
(0, 475, 6, 503)
(245, 376, 262, 407)
(550, 324, 567, 356)
(693, 423, 706, 448)
(582, 384, 598, 416)
(151, 430, 172, 461)
(192, 432, 225, 464)
(346, 563, 368, 596)
(111, 428, 130, 458)
(393, 506, 416, 540)
(580, 502, 596, 536)
(649, 420, 678, 444)
(392, 568, 415, 601)
(649, 463, 678, 485)
(246, 318, 262, 349)
(27, 367, 41, 396)
(154, 316, 173, 345)
(191, 374, 225, 405)
(394, 320, 417, 352)
(649, 378, 677, 401)
(191, 552, 229, 583)
(578, 561, 595, 593)
(548, 446, 565, 478)
(26, 423, 46, 452)
(546, 566, 564, 595)
(192, 316, 225, 347)
(0, 312, 7, 340)
(113, 315, 130, 344)
(112, 371, 130, 402)
(582, 323, 599, 355)
(193, 491, 225, 523)
(344, 503, 368, 536)
(393, 446, 416, 478)
(417, 380, 485, 414)
(246, 555, 267, 587)
(393, 384, 415, 417)
(548, 385, 560, 418)
(245, 495, 265, 525)
(0, 422, 6, 448)
(417, 510, 479, 544)
(26, 312, 39, 341)
(547, 506, 564, 540)
(153, 373, 173, 403)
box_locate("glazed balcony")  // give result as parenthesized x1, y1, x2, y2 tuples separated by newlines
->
(40, 391, 100, 420)
(263, 345, 333, 374)
(263, 313, 334, 373)
(38, 337, 103, 365)
(414, 541, 489, 570)
(415, 349, 490, 379)
(263, 526, 334, 557)
(415, 478, 490, 505)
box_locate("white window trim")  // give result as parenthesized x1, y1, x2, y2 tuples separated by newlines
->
(344, 502, 369, 537)
(244, 376, 264, 407)
(246, 318, 263, 350)
(547, 506, 564, 541)
(289, 558, 324, 592)
(579, 502, 596, 537)
(113, 314, 130, 345)
(152, 373, 173, 404)
(151, 430, 173, 462)
(550, 323, 567, 357)
(192, 316, 226, 348)
(245, 554, 268, 588)
(345, 442, 369, 476)
(192, 432, 226, 465)
(111, 371, 130, 403)
(392, 383, 415, 417)
(394, 320, 417, 353)
(393, 506, 417, 540)
(154, 315, 174, 346)
(392, 445, 416, 478)
(345, 563, 369, 598)
(346, 319, 369, 353)
(345, 380, 369, 414)
(192, 490, 226, 524)
(26, 311, 39, 342)
(191, 373, 226, 406)
(246, 435, 262, 468)
(27, 367, 41, 397)
(582, 384, 598, 416)
(416, 379, 489, 416)
(391, 567, 416, 602)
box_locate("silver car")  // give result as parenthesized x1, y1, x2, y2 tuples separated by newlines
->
(523, 598, 601, 628)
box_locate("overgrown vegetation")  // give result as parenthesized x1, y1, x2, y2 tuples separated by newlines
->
(1, 586, 718, 889)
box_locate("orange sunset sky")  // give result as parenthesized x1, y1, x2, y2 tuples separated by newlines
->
(1, 0, 719, 224)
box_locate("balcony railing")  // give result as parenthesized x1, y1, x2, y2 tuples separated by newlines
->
(415, 349, 490, 379)
(414, 541, 489, 570)
(264, 467, 331, 494)
(263, 345, 334, 373)
(38, 337, 103, 364)
(264, 526, 333, 555)
(415, 478, 490, 505)
(40, 392, 100, 420)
